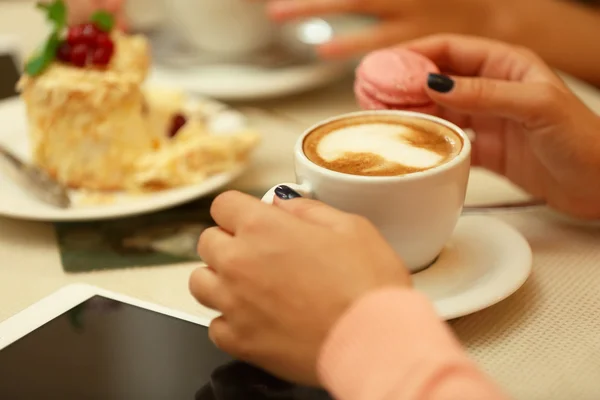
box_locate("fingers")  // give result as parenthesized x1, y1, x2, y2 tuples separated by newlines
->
(66, 0, 126, 25)
(197, 227, 234, 268)
(209, 317, 268, 371)
(213, 190, 348, 232)
(208, 316, 238, 354)
(210, 191, 271, 235)
(437, 108, 471, 130)
(318, 23, 414, 60)
(104, 0, 125, 12)
(267, 0, 357, 21)
(469, 122, 507, 174)
(403, 34, 543, 81)
(403, 34, 512, 77)
(189, 267, 227, 311)
(426, 75, 569, 128)
(193, 226, 237, 311)
(274, 196, 351, 228)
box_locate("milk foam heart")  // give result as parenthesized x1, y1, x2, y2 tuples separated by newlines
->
(317, 123, 444, 170)
(302, 114, 462, 177)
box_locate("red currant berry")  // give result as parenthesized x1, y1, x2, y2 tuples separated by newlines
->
(95, 33, 114, 53)
(67, 24, 85, 45)
(70, 44, 89, 67)
(80, 23, 102, 46)
(168, 114, 187, 138)
(91, 47, 113, 67)
(56, 42, 72, 63)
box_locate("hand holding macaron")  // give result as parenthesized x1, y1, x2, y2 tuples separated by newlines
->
(355, 34, 600, 220)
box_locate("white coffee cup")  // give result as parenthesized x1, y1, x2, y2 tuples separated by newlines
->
(166, 0, 277, 57)
(261, 110, 471, 273)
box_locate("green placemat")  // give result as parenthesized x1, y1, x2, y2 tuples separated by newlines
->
(55, 190, 264, 273)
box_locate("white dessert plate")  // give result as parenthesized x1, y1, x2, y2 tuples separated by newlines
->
(148, 61, 350, 102)
(415, 215, 532, 320)
(0, 97, 251, 222)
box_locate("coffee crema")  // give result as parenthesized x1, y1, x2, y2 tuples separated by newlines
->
(302, 114, 463, 177)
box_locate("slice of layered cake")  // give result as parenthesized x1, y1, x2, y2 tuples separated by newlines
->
(18, 1, 259, 193)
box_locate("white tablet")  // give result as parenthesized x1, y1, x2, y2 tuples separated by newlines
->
(0, 284, 331, 399)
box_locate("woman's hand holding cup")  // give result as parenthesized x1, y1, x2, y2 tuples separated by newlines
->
(190, 190, 411, 386)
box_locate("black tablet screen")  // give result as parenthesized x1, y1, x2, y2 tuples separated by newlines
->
(0, 53, 20, 100)
(0, 296, 331, 400)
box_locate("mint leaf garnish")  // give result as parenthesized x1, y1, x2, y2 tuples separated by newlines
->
(37, 0, 67, 31)
(26, 1, 117, 76)
(90, 10, 115, 32)
(26, 1, 67, 77)
(24, 54, 47, 77)
(25, 31, 61, 76)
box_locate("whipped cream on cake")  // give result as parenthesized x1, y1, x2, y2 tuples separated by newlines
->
(17, 1, 259, 193)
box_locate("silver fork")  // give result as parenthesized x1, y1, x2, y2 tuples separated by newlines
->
(0, 144, 71, 208)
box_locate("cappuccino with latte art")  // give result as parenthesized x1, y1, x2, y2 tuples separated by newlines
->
(302, 114, 462, 177)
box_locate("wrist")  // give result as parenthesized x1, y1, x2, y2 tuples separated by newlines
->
(317, 288, 464, 394)
(547, 103, 600, 220)
(317, 289, 468, 398)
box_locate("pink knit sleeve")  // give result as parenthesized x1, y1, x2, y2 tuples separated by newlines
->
(318, 288, 509, 400)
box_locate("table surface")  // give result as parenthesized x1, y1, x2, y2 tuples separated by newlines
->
(2, 3, 600, 400)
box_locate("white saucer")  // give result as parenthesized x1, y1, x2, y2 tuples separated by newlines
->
(145, 15, 376, 101)
(147, 61, 351, 102)
(414, 215, 532, 320)
(0, 97, 250, 222)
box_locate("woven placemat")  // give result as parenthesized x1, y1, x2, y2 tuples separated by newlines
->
(54, 189, 264, 273)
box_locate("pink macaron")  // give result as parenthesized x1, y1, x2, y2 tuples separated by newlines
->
(354, 48, 440, 114)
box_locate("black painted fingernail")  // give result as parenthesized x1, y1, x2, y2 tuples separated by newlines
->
(274, 185, 302, 200)
(427, 73, 455, 93)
